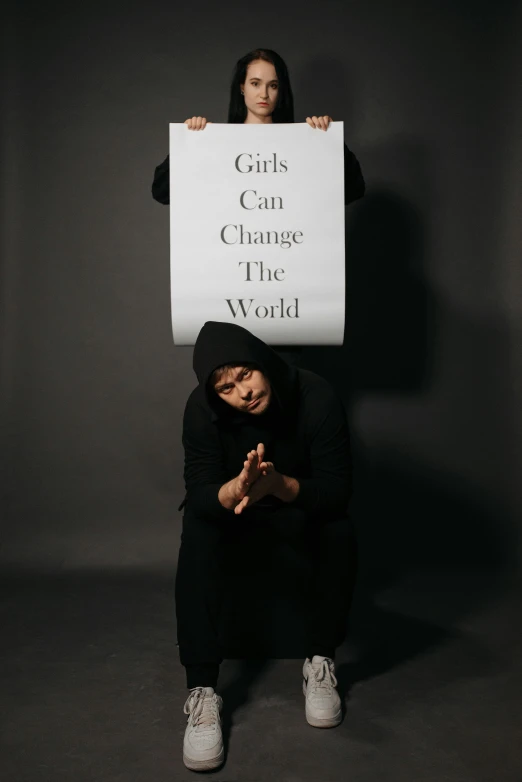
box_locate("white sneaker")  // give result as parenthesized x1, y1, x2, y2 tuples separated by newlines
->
(183, 686, 224, 771)
(302, 656, 342, 728)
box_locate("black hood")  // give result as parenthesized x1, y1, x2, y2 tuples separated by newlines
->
(193, 321, 299, 425)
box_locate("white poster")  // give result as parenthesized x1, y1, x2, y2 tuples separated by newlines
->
(169, 122, 345, 345)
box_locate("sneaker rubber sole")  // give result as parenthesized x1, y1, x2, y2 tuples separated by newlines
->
(305, 708, 342, 728)
(183, 746, 224, 771)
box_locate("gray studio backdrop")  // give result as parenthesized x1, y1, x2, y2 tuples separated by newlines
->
(1, 0, 521, 575)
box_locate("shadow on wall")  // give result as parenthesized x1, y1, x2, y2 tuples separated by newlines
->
(295, 132, 517, 685)
(301, 178, 434, 394)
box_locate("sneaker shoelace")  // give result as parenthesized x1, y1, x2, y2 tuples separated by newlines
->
(309, 659, 338, 692)
(184, 689, 220, 731)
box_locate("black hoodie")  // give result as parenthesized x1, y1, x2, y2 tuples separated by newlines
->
(179, 321, 352, 520)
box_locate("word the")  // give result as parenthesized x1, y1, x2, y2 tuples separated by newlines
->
(238, 262, 285, 281)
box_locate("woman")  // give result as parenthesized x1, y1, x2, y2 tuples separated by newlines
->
(153, 48, 364, 366)
(151, 48, 365, 206)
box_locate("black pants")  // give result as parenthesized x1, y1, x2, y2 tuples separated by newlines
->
(175, 502, 358, 689)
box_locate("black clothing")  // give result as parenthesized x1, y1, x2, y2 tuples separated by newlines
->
(152, 142, 365, 206)
(176, 503, 358, 687)
(175, 321, 357, 687)
(179, 320, 352, 519)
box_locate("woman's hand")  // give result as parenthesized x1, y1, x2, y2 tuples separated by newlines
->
(184, 116, 211, 130)
(305, 115, 332, 131)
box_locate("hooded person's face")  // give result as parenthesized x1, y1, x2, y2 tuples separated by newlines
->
(212, 365, 272, 415)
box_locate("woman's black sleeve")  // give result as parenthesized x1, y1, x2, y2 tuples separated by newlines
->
(151, 155, 170, 205)
(344, 143, 365, 205)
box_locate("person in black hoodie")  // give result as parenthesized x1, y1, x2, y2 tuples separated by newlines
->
(177, 320, 357, 771)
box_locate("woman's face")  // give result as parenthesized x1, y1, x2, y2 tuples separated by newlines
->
(241, 59, 279, 123)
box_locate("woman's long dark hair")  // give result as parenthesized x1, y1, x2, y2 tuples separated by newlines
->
(228, 48, 294, 124)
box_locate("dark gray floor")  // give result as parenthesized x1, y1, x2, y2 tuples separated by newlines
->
(1, 566, 521, 782)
